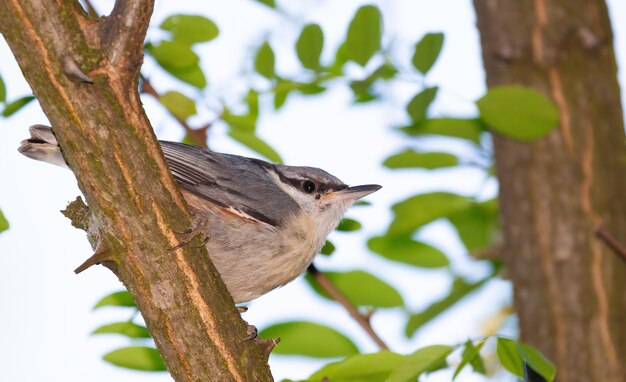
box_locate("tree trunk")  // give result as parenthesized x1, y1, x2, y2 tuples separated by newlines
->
(473, 1, 626, 380)
(0, 1, 274, 381)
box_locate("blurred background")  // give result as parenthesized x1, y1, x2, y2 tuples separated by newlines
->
(0, 0, 624, 381)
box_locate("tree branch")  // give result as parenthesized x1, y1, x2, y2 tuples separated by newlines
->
(103, 0, 154, 72)
(0, 1, 273, 381)
(308, 264, 389, 350)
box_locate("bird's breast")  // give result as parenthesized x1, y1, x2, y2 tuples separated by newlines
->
(181, 191, 323, 303)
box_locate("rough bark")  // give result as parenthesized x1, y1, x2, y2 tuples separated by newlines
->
(473, 0, 626, 380)
(0, 1, 274, 381)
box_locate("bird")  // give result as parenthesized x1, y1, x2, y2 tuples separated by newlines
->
(19, 125, 381, 303)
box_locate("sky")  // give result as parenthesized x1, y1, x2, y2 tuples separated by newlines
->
(0, 1, 624, 381)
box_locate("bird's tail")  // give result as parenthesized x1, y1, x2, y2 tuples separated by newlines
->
(18, 124, 69, 168)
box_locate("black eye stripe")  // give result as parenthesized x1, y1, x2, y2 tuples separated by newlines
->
(273, 168, 345, 194)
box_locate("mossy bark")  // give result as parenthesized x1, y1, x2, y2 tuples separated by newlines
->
(0, 1, 274, 381)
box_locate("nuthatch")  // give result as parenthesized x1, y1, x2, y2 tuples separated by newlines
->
(19, 125, 381, 303)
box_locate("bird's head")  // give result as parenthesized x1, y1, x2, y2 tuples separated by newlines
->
(270, 164, 381, 237)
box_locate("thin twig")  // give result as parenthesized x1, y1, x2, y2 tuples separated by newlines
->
(308, 264, 389, 350)
(595, 225, 626, 262)
(140, 76, 209, 147)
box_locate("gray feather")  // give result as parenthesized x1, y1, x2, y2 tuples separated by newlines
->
(160, 141, 300, 227)
(18, 125, 312, 227)
(18, 125, 68, 168)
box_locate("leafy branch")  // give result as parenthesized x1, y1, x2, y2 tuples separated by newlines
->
(308, 264, 389, 350)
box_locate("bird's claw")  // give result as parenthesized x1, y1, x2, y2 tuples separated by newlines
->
(238, 308, 279, 354)
(170, 215, 210, 251)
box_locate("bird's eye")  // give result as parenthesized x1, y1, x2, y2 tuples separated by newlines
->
(302, 180, 316, 194)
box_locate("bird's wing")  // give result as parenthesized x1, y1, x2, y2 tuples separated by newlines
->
(159, 141, 299, 227)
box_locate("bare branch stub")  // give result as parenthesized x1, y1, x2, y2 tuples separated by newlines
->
(74, 246, 113, 274)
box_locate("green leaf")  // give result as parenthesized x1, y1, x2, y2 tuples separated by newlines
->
(2, 95, 35, 117)
(306, 270, 404, 308)
(354, 92, 377, 103)
(103, 346, 166, 371)
(493, 338, 557, 381)
(398, 118, 484, 144)
(476, 86, 559, 141)
(254, 0, 276, 8)
(320, 240, 335, 256)
(159, 91, 197, 120)
(296, 82, 326, 95)
(406, 87, 438, 124)
(383, 150, 458, 170)
(148, 40, 199, 69)
(350, 63, 398, 102)
(448, 199, 499, 252)
(259, 321, 358, 358)
(0, 209, 9, 233)
(0, 74, 6, 103)
(181, 135, 196, 145)
(336, 218, 362, 232)
(274, 89, 290, 110)
(453, 339, 486, 379)
(388, 345, 453, 382)
(352, 78, 374, 94)
(160, 15, 219, 45)
(412, 33, 444, 75)
(371, 62, 398, 80)
(519, 343, 556, 381)
(246, 89, 260, 118)
(228, 130, 283, 163)
(467, 344, 487, 375)
(350, 79, 371, 95)
(92, 322, 151, 339)
(406, 277, 489, 336)
(296, 24, 324, 70)
(496, 338, 524, 377)
(147, 41, 207, 88)
(310, 351, 404, 381)
(330, 42, 350, 74)
(164, 63, 207, 89)
(255, 41, 275, 79)
(273, 80, 293, 109)
(368, 235, 448, 268)
(345, 5, 382, 66)
(389, 192, 470, 237)
(222, 109, 256, 133)
(93, 290, 136, 309)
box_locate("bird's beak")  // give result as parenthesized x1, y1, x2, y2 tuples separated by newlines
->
(322, 184, 382, 202)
